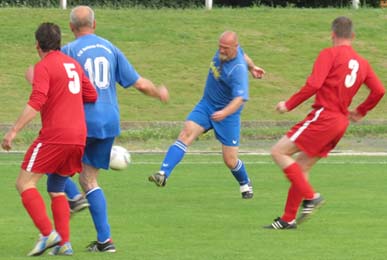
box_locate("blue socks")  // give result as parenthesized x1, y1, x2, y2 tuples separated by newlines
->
(86, 187, 110, 243)
(160, 140, 187, 177)
(231, 159, 249, 186)
(64, 178, 81, 200)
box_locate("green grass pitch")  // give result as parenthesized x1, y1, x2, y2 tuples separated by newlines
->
(1, 152, 386, 259)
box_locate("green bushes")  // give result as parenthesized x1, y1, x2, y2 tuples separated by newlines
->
(0, 0, 381, 8)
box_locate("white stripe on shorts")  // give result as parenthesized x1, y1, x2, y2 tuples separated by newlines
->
(26, 142, 42, 172)
(289, 107, 324, 142)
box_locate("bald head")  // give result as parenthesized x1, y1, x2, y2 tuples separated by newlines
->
(218, 31, 239, 61)
(219, 31, 238, 46)
(70, 5, 95, 33)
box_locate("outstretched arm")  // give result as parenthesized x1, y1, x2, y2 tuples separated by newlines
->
(133, 77, 169, 103)
(244, 53, 265, 79)
(2, 104, 38, 151)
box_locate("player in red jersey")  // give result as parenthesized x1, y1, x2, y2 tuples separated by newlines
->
(265, 16, 385, 229)
(1, 23, 97, 255)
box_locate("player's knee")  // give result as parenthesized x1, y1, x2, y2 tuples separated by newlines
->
(47, 174, 67, 193)
(178, 129, 190, 141)
(79, 174, 97, 192)
(15, 180, 23, 194)
(270, 145, 282, 160)
(224, 157, 237, 169)
(15, 177, 31, 194)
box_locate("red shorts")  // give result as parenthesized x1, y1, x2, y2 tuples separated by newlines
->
(286, 108, 349, 157)
(21, 140, 84, 176)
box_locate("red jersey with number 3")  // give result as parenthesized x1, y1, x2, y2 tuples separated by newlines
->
(29, 51, 97, 145)
(286, 45, 385, 116)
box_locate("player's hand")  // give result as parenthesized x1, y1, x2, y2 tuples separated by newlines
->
(276, 101, 288, 113)
(349, 110, 363, 122)
(249, 66, 265, 79)
(158, 85, 169, 103)
(2, 130, 16, 151)
(25, 65, 34, 85)
(211, 110, 227, 122)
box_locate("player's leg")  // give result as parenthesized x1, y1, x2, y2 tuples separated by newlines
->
(271, 135, 316, 200)
(221, 145, 253, 199)
(149, 120, 204, 186)
(280, 110, 347, 225)
(64, 177, 89, 214)
(149, 101, 209, 187)
(16, 169, 61, 256)
(47, 173, 73, 255)
(80, 164, 115, 252)
(47, 144, 83, 255)
(294, 152, 324, 223)
(80, 137, 116, 253)
(16, 169, 52, 234)
(280, 152, 321, 223)
(214, 114, 252, 199)
(163, 120, 204, 176)
(265, 136, 316, 229)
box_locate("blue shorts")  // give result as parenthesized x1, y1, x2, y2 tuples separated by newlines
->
(187, 99, 241, 146)
(82, 137, 115, 170)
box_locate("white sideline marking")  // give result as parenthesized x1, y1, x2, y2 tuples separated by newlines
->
(2, 161, 387, 166)
(2, 151, 387, 166)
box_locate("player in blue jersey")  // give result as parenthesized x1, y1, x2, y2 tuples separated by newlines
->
(148, 31, 265, 199)
(61, 5, 169, 253)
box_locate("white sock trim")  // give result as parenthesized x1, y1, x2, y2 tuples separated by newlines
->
(85, 187, 101, 197)
(240, 184, 249, 193)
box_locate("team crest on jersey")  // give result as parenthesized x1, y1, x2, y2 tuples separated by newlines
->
(209, 61, 220, 80)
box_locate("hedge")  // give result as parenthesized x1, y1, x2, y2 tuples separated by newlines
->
(0, 0, 381, 8)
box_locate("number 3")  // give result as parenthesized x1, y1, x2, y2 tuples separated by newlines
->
(345, 59, 359, 88)
(63, 63, 81, 94)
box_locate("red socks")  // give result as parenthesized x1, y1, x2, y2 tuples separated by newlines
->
(281, 185, 303, 222)
(281, 162, 315, 222)
(51, 195, 70, 245)
(21, 189, 70, 245)
(283, 162, 314, 199)
(21, 188, 52, 236)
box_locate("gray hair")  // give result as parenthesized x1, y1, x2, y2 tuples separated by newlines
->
(70, 5, 94, 30)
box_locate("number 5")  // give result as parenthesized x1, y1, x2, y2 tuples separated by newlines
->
(63, 63, 81, 94)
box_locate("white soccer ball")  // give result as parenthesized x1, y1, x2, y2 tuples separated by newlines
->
(109, 145, 131, 170)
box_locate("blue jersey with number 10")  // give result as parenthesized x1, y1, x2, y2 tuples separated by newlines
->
(62, 34, 139, 138)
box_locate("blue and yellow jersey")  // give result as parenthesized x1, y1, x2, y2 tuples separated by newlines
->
(203, 46, 249, 112)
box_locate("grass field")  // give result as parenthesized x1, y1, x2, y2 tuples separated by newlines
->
(1, 152, 387, 259)
(0, 7, 387, 123)
(0, 6, 387, 259)
(1, 7, 387, 150)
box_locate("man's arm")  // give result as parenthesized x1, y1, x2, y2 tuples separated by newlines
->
(25, 65, 34, 84)
(2, 104, 38, 151)
(133, 77, 169, 103)
(350, 67, 385, 122)
(244, 53, 265, 79)
(211, 96, 245, 122)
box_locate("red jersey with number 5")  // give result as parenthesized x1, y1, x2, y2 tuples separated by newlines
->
(28, 51, 97, 145)
(286, 45, 385, 116)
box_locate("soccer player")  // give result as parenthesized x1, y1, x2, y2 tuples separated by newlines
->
(265, 16, 385, 229)
(148, 31, 265, 199)
(1, 22, 97, 256)
(60, 5, 169, 252)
